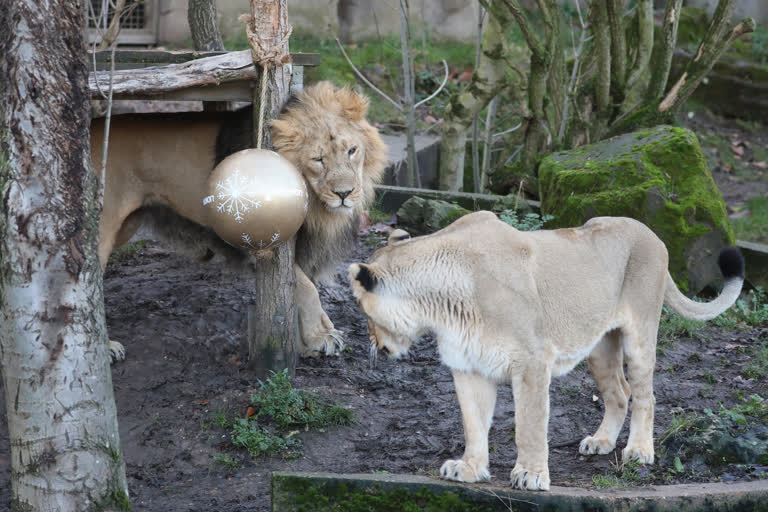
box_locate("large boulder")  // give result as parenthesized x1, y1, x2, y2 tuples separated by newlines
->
(396, 197, 470, 235)
(539, 125, 734, 294)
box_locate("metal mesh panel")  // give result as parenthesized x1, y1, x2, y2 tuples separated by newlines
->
(88, 0, 146, 30)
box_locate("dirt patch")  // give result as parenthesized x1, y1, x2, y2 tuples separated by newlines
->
(0, 226, 766, 511)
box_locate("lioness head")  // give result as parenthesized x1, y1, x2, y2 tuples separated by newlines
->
(348, 230, 417, 360)
(271, 82, 387, 216)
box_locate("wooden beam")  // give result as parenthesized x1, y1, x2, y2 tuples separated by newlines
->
(89, 50, 320, 70)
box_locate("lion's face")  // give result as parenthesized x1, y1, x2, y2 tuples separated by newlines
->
(301, 128, 368, 213)
(271, 82, 387, 216)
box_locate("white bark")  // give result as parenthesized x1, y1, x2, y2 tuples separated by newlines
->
(438, 9, 507, 191)
(0, 1, 128, 510)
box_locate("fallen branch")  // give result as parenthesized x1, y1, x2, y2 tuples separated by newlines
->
(88, 49, 260, 98)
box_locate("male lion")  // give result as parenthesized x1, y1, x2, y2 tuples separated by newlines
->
(348, 211, 744, 490)
(92, 81, 386, 360)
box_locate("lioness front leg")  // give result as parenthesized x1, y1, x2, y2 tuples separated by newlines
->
(510, 361, 552, 491)
(295, 264, 344, 357)
(440, 370, 496, 483)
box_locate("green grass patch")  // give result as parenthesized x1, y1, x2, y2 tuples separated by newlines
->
(743, 339, 768, 381)
(213, 370, 354, 459)
(657, 306, 705, 349)
(732, 196, 768, 244)
(592, 458, 648, 488)
(108, 240, 147, 265)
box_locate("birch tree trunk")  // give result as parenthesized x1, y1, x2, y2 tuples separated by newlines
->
(0, 1, 128, 510)
(438, 6, 508, 191)
(246, 0, 299, 379)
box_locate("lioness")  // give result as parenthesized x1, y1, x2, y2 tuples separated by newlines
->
(348, 211, 744, 490)
(92, 82, 386, 360)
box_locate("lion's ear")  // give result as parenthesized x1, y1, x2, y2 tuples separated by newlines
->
(337, 88, 369, 121)
(348, 263, 379, 294)
(387, 229, 410, 246)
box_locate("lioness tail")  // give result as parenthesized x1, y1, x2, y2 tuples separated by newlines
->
(663, 247, 745, 321)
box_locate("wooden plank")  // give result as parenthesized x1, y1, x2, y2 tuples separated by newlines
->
(89, 50, 319, 71)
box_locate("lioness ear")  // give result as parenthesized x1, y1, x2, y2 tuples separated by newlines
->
(348, 263, 378, 293)
(387, 229, 410, 246)
(337, 88, 369, 121)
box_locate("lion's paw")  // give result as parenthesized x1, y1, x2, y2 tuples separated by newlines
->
(301, 328, 345, 357)
(579, 436, 615, 456)
(109, 340, 126, 364)
(439, 459, 490, 483)
(622, 443, 654, 464)
(510, 464, 550, 491)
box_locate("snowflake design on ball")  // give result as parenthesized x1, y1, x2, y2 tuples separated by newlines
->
(241, 231, 280, 251)
(215, 169, 261, 222)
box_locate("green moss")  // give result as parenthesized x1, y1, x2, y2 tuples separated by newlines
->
(275, 479, 495, 512)
(539, 126, 733, 292)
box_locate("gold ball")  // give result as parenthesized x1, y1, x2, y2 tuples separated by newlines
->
(202, 148, 308, 251)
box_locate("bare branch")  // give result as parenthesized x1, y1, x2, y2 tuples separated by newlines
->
(645, 0, 683, 100)
(334, 37, 403, 112)
(659, 17, 755, 112)
(626, 0, 654, 91)
(414, 59, 449, 108)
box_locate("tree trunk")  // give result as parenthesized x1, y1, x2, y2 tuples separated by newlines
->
(246, 0, 298, 379)
(188, 0, 225, 52)
(438, 5, 508, 191)
(0, 1, 128, 510)
(188, 0, 228, 112)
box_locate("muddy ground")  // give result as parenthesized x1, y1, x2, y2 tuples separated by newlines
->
(1, 112, 767, 511)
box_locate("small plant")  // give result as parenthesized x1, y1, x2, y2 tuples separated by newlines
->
(715, 287, 768, 328)
(215, 370, 354, 459)
(498, 210, 554, 231)
(230, 418, 300, 458)
(249, 369, 354, 430)
(107, 240, 147, 264)
(211, 453, 241, 472)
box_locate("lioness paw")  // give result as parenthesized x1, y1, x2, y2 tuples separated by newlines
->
(622, 443, 654, 464)
(510, 465, 550, 491)
(579, 436, 615, 456)
(301, 328, 345, 357)
(439, 459, 490, 483)
(109, 340, 126, 364)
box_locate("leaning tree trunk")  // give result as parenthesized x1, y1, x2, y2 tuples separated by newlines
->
(0, 1, 128, 510)
(244, 0, 299, 379)
(438, 3, 509, 191)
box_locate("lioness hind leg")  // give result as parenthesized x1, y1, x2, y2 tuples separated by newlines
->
(440, 370, 496, 483)
(295, 265, 344, 357)
(622, 324, 658, 464)
(580, 330, 631, 456)
(510, 361, 552, 491)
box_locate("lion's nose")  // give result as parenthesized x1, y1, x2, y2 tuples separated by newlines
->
(335, 189, 353, 201)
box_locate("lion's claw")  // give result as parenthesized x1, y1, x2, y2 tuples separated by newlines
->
(301, 328, 345, 357)
(439, 459, 490, 483)
(109, 340, 126, 364)
(510, 465, 550, 491)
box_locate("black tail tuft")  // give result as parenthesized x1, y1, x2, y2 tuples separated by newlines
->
(355, 264, 378, 292)
(718, 246, 745, 280)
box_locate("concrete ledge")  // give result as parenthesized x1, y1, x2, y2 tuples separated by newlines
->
(271, 472, 768, 512)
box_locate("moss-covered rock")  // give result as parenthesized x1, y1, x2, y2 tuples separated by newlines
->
(396, 197, 471, 235)
(539, 125, 734, 294)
